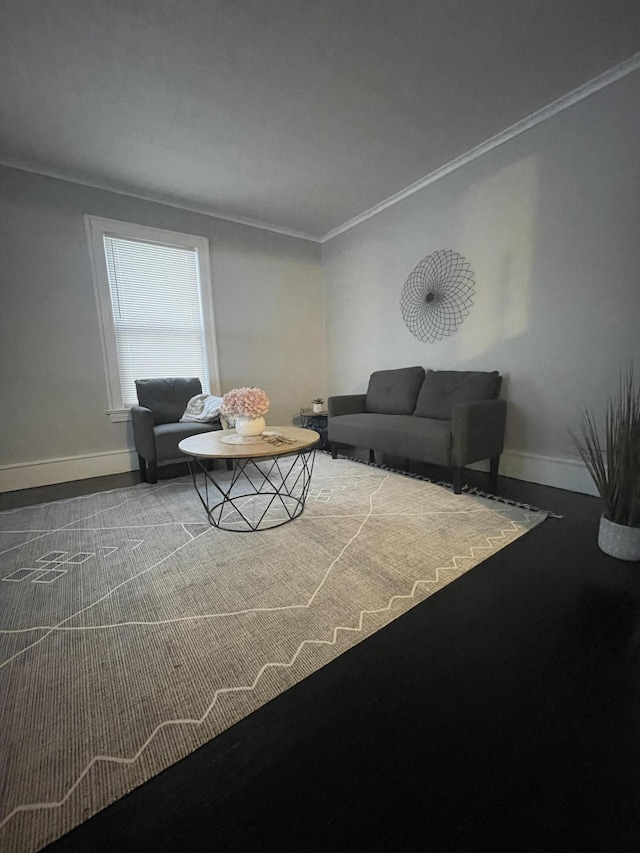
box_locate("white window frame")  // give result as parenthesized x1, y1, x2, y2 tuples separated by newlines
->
(85, 215, 221, 423)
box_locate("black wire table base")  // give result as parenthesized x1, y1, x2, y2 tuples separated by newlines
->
(185, 449, 317, 531)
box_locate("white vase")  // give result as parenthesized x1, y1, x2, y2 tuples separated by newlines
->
(313, 403, 323, 413)
(234, 415, 266, 437)
(598, 515, 640, 561)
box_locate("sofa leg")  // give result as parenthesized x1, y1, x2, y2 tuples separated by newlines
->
(490, 456, 500, 491)
(148, 462, 158, 484)
(331, 443, 338, 460)
(452, 467, 463, 495)
(138, 455, 148, 483)
(369, 449, 375, 464)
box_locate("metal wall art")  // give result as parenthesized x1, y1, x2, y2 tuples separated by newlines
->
(400, 249, 475, 343)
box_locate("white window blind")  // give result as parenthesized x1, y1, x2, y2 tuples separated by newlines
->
(103, 235, 209, 408)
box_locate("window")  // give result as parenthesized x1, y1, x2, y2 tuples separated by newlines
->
(86, 217, 220, 421)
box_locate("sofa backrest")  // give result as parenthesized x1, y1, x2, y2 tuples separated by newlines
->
(135, 377, 203, 425)
(365, 366, 425, 414)
(413, 370, 501, 420)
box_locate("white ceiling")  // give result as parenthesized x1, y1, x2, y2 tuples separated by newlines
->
(1, 0, 639, 239)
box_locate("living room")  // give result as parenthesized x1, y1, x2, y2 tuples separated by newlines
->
(1, 2, 640, 851)
(1, 8, 639, 496)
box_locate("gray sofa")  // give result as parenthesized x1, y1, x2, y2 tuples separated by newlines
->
(328, 366, 506, 493)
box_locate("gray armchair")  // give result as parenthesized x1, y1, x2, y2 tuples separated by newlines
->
(131, 377, 222, 484)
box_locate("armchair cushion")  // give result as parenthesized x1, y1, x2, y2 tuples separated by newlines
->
(414, 370, 500, 420)
(135, 377, 203, 425)
(153, 422, 221, 461)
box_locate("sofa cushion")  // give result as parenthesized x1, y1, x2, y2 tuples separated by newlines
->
(328, 413, 451, 466)
(365, 366, 425, 415)
(414, 370, 500, 420)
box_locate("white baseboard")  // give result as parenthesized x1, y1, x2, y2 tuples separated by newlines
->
(470, 450, 598, 496)
(0, 446, 598, 496)
(0, 449, 138, 492)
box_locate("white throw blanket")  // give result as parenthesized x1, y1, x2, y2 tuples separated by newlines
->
(180, 393, 223, 423)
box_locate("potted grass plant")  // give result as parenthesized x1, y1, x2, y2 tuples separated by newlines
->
(570, 367, 640, 561)
(312, 397, 324, 413)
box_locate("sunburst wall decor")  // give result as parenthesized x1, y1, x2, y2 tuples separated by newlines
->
(400, 249, 475, 343)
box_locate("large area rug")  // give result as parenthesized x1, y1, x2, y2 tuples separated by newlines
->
(0, 454, 547, 852)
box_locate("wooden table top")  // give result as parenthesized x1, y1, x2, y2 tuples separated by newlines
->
(178, 426, 320, 459)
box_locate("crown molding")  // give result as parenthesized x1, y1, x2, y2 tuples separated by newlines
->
(321, 51, 640, 243)
(0, 157, 321, 243)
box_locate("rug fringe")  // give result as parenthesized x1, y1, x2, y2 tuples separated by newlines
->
(324, 452, 563, 519)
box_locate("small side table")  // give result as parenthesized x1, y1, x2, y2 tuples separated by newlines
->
(299, 408, 329, 450)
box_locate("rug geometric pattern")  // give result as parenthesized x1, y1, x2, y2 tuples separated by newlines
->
(0, 455, 546, 852)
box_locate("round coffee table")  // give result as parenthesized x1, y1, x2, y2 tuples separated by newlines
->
(178, 426, 319, 531)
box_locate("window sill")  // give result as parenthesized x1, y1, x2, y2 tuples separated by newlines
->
(107, 409, 132, 423)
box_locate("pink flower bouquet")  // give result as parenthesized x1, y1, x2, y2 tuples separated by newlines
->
(221, 387, 270, 419)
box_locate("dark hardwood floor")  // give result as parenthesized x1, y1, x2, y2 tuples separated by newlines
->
(5, 460, 640, 852)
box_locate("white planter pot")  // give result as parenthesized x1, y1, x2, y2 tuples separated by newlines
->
(234, 415, 266, 437)
(313, 404, 323, 413)
(598, 515, 640, 561)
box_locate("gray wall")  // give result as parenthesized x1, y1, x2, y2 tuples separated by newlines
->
(2, 69, 639, 493)
(321, 70, 640, 491)
(0, 167, 326, 487)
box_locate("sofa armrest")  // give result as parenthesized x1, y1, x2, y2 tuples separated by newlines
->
(451, 398, 507, 467)
(131, 405, 157, 461)
(328, 394, 367, 417)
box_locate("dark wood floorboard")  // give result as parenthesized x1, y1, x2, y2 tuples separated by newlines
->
(5, 461, 639, 852)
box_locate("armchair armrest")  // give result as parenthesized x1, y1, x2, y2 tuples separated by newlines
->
(451, 398, 507, 467)
(328, 394, 367, 417)
(131, 405, 157, 461)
